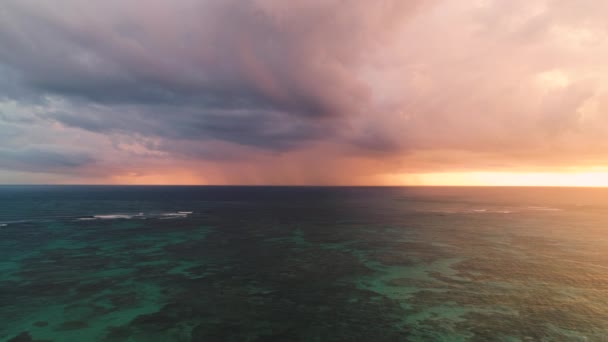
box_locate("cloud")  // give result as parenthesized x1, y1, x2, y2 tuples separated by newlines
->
(0, 146, 95, 173)
(1, 0, 608, 183)
(0, 0, 430, 160)
(0, 0, 424, 112)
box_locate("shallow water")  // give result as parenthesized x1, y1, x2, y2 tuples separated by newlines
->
(1, 186, 608, 341)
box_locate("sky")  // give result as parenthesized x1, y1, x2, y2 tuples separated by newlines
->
(1, 0, 608, 185)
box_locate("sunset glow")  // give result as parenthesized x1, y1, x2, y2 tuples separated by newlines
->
(391, 172, 608, 187)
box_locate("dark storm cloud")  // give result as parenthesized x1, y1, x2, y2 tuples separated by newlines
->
(0, 0, 429, 156)
(0, 0, 410, 112)
(0, 147, 94, 173)
(50, 104, 334, 152)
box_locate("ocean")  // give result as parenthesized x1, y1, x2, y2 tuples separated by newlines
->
(1, 186, 607, 341)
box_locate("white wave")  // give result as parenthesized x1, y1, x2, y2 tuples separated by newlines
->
(87, 212, 147, 220)
(76, 211, 192, 221)
(76, 217, 97, 221)
(93, 214, 140, 220)
(0, 223, 7, 227)
(159, 211, 192, 219)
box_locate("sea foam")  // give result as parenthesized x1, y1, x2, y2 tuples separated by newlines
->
(94, 214, 137, 220)
(77, 211, 193, 221)
(159, 211, 194, 219)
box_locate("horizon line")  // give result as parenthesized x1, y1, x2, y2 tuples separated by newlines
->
(2, 184, 608, 188)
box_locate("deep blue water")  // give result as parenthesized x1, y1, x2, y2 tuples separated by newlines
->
(2, 186, 608, 341)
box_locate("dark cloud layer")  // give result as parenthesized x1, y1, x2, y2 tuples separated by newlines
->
(0, 0, 430, 164)
(0, 146, 94, 173)
(0, 2, 414, 111)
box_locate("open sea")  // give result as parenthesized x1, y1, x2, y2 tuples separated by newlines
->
(1, 186, 608, 341)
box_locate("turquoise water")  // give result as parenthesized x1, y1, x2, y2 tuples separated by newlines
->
(1, 186, 608, 341)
